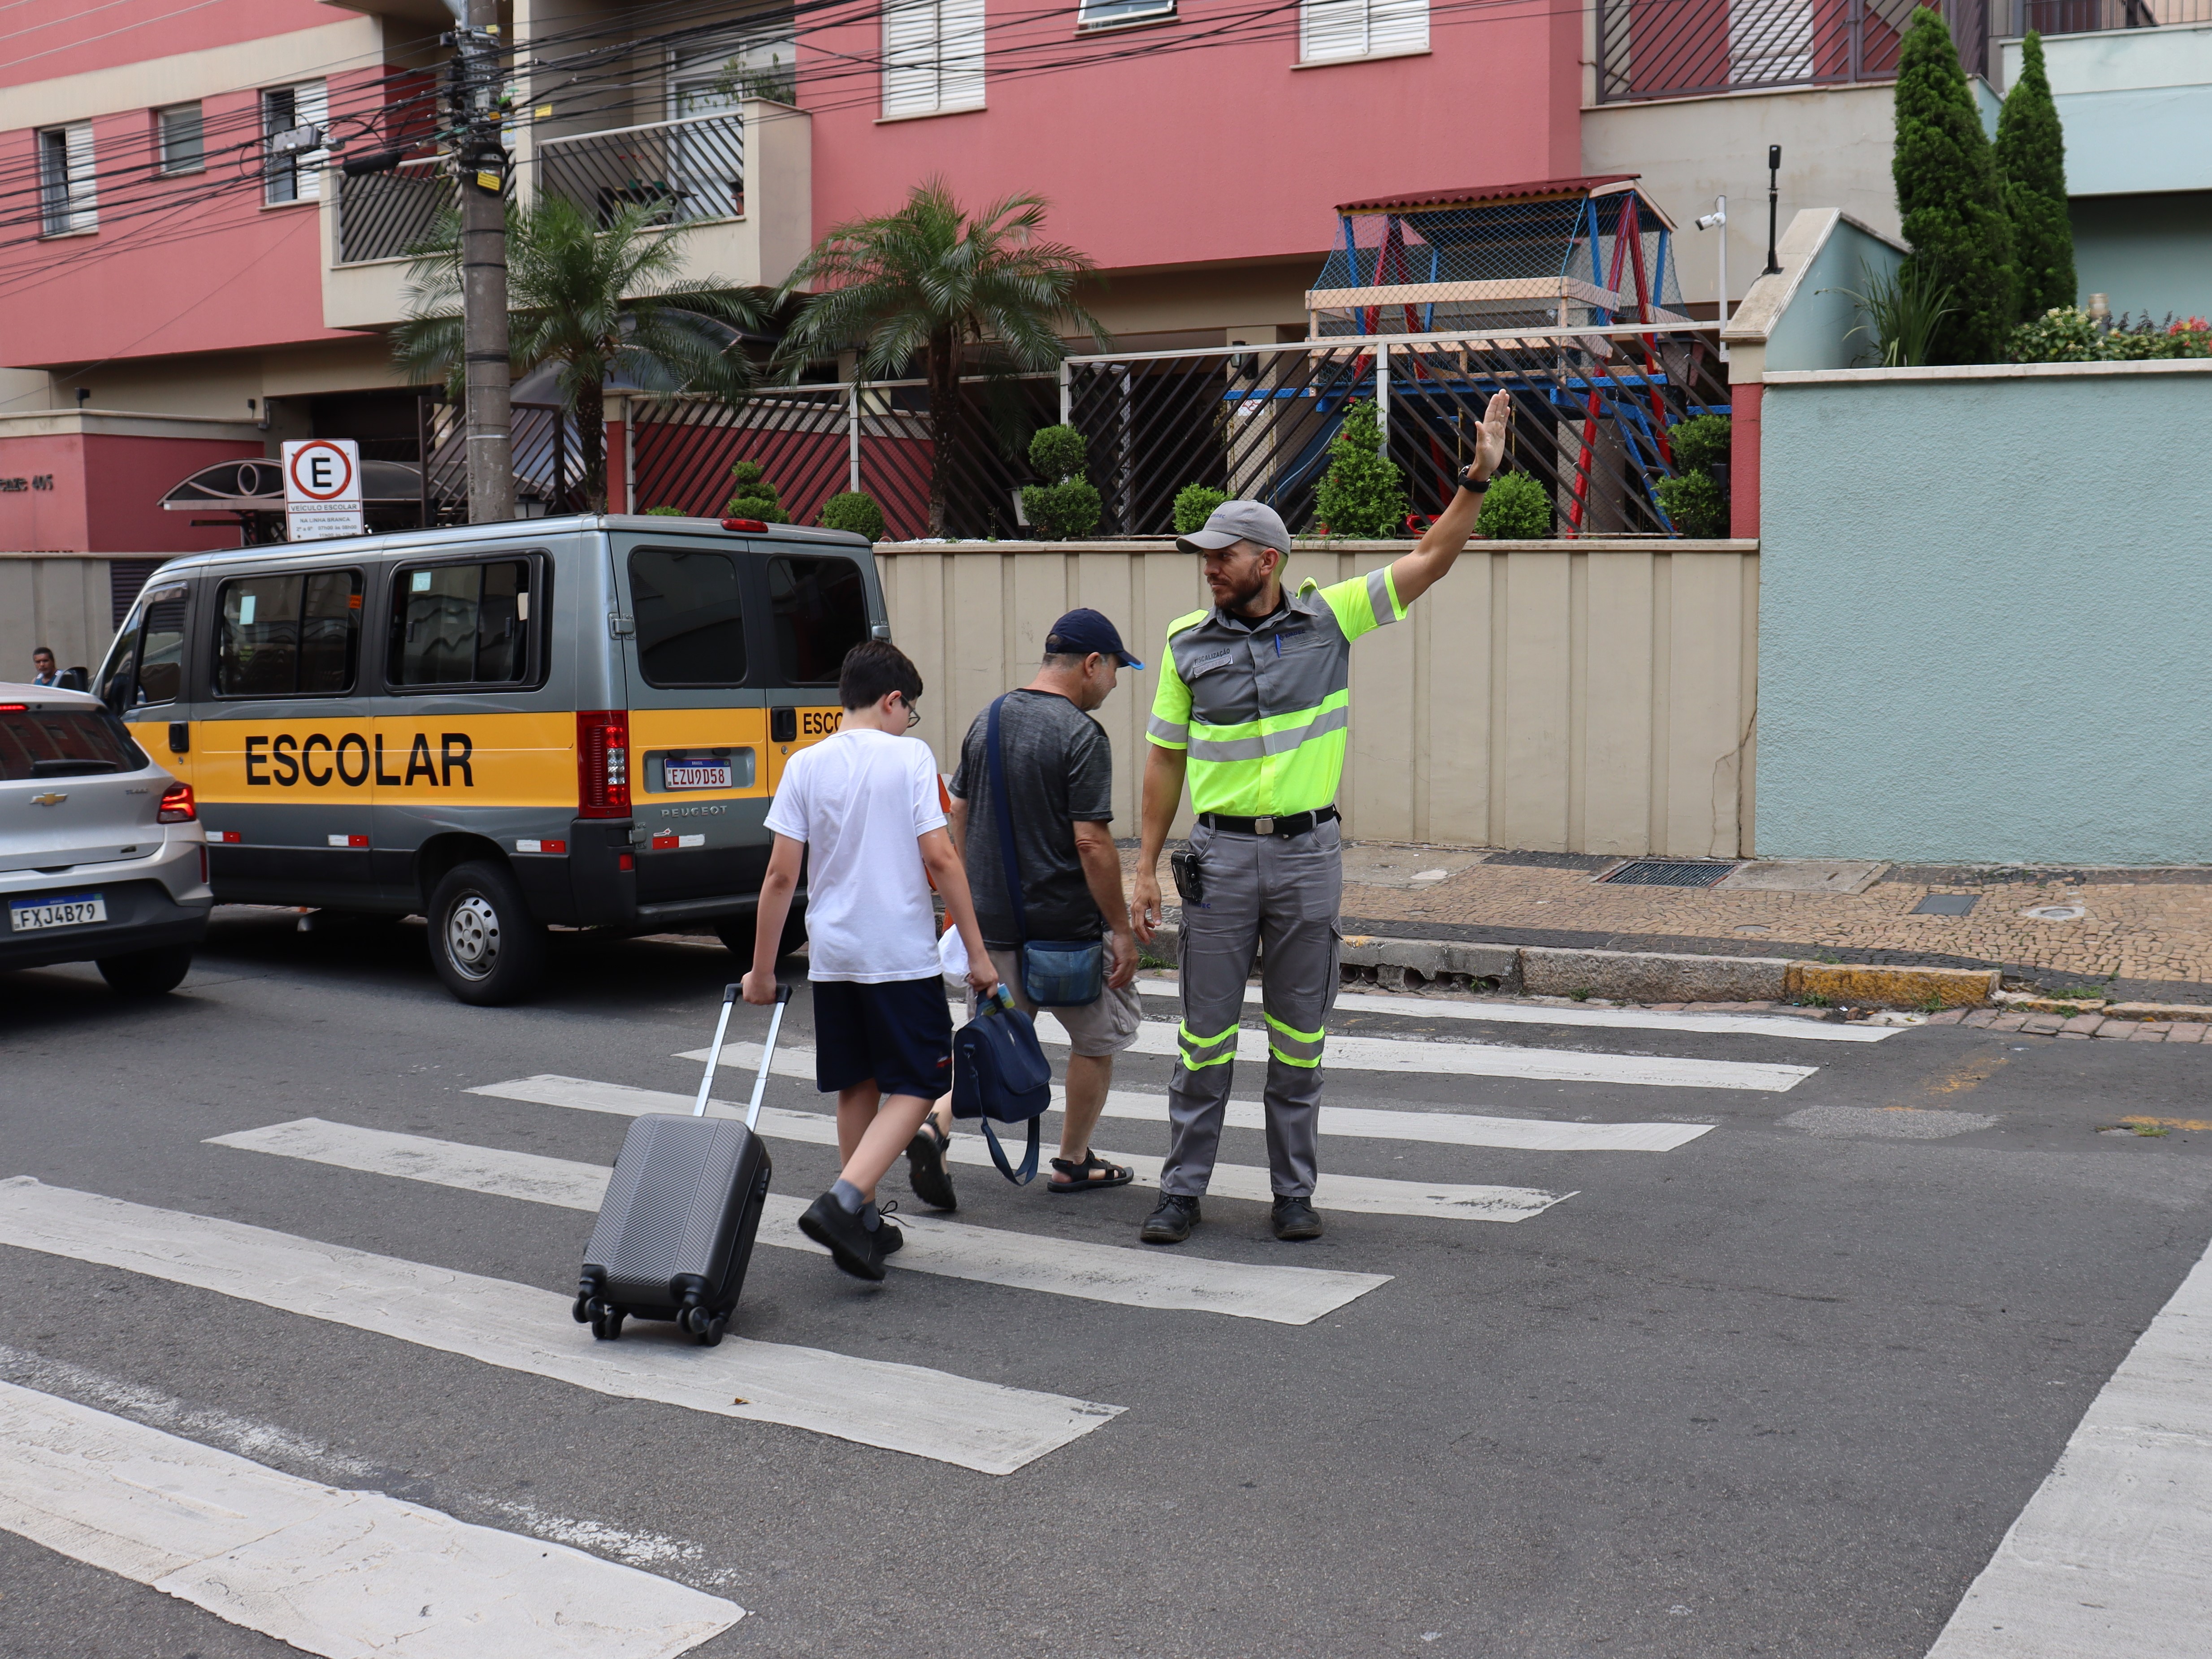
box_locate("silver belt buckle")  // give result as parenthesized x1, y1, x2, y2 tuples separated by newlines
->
(1253, 816, 1275, 836)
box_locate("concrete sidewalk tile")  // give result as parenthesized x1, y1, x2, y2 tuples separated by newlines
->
(2057, 1031, 2091, 1039)
(1988, 1012, 2030, 1031)
(1933, 1010, 1971, 1025)
(2021, 1016, 2065, 1034)
(2169, 1024, 2206, 1043)
(2061, 1014, 2105, 1035)
(2129, 1026, 2168, 1041)
(2093, 1019, 2136, 1038)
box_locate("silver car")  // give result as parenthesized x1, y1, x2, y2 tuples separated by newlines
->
(1, 681, 212, 994)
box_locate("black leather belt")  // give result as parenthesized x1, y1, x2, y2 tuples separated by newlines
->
(1197, 806, 1339, 837)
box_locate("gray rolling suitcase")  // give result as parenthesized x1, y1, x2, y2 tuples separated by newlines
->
(573, 981, 789, 1347)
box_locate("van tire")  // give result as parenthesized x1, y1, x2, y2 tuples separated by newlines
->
(429, 860, 546, 1005)
(97, 944, 195, 997)
(716, 903, 805, 962)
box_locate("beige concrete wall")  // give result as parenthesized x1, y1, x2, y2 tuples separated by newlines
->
(879, 538, 1760, 857)
(0, 555, 124, 686)
(1582, 82, 1902, 318)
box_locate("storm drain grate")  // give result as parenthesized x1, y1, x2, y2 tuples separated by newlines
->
(1599, 860, 1739, 888)
(1912, 893, 1980, 915)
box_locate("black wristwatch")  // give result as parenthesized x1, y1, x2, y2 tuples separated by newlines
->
(1460, 469, 1493, 492)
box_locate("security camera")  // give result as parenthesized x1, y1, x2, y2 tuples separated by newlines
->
(1696, 210, 1726, 230)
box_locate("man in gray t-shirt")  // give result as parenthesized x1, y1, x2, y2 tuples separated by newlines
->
(919, 610, 1145, 1202)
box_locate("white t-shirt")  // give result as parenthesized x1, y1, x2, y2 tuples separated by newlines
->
(763, 727, 947, 983)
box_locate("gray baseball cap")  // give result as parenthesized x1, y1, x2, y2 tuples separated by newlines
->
(1176, 499, 1291, 557)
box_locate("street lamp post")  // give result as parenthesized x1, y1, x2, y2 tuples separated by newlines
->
(1696, 196, 1728, 361)
(1763, 146, 1783, 277)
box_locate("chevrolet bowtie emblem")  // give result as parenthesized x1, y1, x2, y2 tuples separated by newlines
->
(30, 793, 68, 806)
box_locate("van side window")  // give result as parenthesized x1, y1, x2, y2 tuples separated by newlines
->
(390, 559, 533, 687)
(630, 546, 748, 688)
(99, 581, 190, 709)
(215, 569, 363, 697)
(768, 555, 868, 686)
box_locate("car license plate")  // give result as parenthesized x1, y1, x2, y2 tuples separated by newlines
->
(10, 892, 106, 932)
(664, 758, 732, 791)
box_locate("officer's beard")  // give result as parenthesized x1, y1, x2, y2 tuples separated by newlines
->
(1219, 561, 1279, 618)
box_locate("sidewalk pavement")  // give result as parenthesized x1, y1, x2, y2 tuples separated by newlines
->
(1122, 843, 2212, 1004)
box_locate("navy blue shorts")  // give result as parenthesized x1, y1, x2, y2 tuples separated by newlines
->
(811, 976, 955, 1100)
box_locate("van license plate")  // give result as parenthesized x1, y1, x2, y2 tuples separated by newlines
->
(664, 759, 732, 791)
(11, 893, 106, 932)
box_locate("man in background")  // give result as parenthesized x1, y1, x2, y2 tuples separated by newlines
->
(29, 648, 59, 686)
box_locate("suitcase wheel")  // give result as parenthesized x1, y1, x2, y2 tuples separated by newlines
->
(683, 1305, 728, 1347)
(571, 1294, 592, 1324)
(589, 1304, 625, 1341)
(697, 1314, 726, 1347)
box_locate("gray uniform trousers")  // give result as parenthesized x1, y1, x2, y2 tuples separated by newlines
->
(1161, 818, 1343, 1199)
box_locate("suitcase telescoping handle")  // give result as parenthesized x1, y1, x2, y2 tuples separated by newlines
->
(692, 981, 791, 1127)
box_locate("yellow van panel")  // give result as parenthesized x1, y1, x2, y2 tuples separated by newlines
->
(191, 711, 575, 808)
(630, 707, 770, 801)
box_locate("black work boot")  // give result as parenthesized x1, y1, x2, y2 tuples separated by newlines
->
(1270, 1196, 1323, 1241)
(1140, 1194, 1201, 1244)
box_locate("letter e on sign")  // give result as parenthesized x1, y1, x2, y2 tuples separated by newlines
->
(282, 439, 365, 541)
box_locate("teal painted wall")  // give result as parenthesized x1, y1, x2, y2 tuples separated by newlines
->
(2070, 191, 2212, 321)
(1766, 218, 1905, 372)
(1758, 364, 2212, 865)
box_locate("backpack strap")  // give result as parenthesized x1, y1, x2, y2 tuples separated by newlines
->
(977, 1114, 1041, 1185)
(985, 693, 1029, 945)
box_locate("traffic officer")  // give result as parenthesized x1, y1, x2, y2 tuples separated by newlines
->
(1130, 390, 1510, 1243)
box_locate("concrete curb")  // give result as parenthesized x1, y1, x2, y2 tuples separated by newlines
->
(1152, 923, 2001, 1009)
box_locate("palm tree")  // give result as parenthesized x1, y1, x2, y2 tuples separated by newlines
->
(394, 193, 766, 511)
(775, 180, 1110, 537)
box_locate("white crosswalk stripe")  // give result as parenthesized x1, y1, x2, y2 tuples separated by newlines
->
(0, 1380, 742, 1659)
(0, 1178, 1120, 1476)
(1132, 978, 1900, 1042)
(1028, 1018, 1819, 1092)
(208, 1118, 1390, 1325)
(686, 1027, 1814, 1094)
(472, 1076, 1576, 1222)
(688, 1043, 1713, 1154)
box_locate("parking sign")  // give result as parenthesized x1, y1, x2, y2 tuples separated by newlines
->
(282, 439, 365, 540)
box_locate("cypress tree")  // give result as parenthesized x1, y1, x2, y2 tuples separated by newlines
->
(1995, 32, 2077, 318)
(1892, 7, 2017, 363)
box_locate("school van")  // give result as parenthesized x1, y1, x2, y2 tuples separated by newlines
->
(94, 514, 882, 1004)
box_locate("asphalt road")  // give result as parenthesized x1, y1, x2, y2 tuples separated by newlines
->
(4, 910, 2210, 1658)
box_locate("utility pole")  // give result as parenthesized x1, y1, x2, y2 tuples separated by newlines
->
(449, 0, 513, 521)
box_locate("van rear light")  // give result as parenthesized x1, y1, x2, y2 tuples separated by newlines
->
(721, 517, 768, 533)
(158, 781, 196, 823)
(577, 710, 630, 818)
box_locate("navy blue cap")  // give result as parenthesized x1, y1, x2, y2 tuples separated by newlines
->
(1045, 607, 1143, 670)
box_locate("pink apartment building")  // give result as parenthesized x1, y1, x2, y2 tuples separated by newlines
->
(1, 0, 1984, 560)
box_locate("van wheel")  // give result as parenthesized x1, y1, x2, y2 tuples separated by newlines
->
(715, 902, 805, 962)
(96, 944, 195, 996)
(429, 860, 546, 1005)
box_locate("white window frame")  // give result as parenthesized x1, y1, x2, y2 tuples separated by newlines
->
(1078, 0, 1176, 29)
(1299, 0, 1427, 65)
(37, 123, 97, 236)
(156, 101, 204, 175)
(881, 0, 985, 120)
(261, 80, 329, 205)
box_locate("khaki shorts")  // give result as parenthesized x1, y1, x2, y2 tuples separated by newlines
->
(968, 947, 1144, 1057)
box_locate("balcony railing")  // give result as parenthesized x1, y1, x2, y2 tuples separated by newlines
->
(334, 156, 453, 265)
(535, 111, 745, 229)
(2009, 0, 2208, 32)
(1596, 0, 1985, 103)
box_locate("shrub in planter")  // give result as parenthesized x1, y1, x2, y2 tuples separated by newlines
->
(1666, 414, 1731, 476)
(817, 489, 887, 541)
(2006, 305, 2104, 362)
(723, 459, 790, 523)
(1312, 402, 1407, 538)
(1173, 483, 1229, 535)
(1655, 471, 1728, 539)
(1475, 472, 1552, 539)
(642, 505, 686, 516)
(1019, 424, 1103, 540)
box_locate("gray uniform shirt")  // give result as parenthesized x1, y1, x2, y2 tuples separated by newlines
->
(949, 689, 1114, 949)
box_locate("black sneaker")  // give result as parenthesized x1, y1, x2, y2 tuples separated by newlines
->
(1270, 1196, 1323, 1241)
(1140, 1194, 1201, 1244)
(872, 1199, 904, 1256)
(798, 1191, 887, 1281)
(904, 1121, 959, 1210)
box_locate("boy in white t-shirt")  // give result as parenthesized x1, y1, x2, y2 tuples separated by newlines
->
(742, 640, 1000, 1282)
